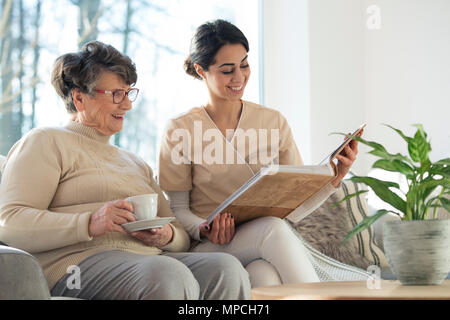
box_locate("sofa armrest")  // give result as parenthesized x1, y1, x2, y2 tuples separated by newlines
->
(0, 245, 51, 300)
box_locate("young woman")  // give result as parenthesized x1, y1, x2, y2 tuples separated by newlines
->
(158, 20, 361, 286)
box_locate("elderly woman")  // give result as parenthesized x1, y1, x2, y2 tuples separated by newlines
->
(0, 41, 250, 300)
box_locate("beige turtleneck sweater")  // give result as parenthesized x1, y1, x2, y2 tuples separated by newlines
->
(0, 121, 190, 289)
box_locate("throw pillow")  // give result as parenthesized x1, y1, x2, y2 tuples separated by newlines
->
(289, 180, 388, 270)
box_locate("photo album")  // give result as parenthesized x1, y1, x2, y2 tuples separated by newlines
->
(206, 124, 366, 225)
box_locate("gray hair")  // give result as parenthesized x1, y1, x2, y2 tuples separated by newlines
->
(51, 41, 137, 114)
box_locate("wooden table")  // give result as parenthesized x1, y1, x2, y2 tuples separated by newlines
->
(251, 280, 450, 300)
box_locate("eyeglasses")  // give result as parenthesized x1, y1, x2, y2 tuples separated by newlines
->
(95, 88, 140, 104)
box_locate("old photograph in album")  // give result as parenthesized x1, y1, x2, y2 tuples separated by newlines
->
(206, 124, 366, 225)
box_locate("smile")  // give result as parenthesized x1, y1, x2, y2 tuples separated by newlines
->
(112, 113, 125, 120)
(228, 85, 244, 93)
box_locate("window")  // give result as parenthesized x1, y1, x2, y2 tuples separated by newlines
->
(0, 0, 261, 169)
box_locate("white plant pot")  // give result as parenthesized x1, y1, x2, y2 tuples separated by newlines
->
(383, 219, 450, 285)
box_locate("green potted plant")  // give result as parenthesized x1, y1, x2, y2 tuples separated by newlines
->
(335, 124, 450, 285)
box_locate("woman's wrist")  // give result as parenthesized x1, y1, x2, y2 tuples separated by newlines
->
(331, 177, 342, 188)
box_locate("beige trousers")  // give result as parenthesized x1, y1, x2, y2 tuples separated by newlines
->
(192, 216, 320, 285)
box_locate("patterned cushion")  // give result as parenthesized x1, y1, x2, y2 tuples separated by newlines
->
(290, 180, 388, 270)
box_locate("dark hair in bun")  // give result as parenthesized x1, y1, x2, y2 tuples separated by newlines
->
(184, 56, 201, 80)
(184, 19, 249, 80)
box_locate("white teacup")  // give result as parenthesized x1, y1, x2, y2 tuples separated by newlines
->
(126, 194, 158, 221)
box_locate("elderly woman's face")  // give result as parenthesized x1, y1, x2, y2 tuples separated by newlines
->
(72, 71, 133, 136)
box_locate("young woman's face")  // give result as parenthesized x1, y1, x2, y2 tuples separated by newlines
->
(199, 43, 251, 103)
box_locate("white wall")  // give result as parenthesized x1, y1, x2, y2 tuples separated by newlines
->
(261, 0, 312, 163)
(263, 0, 450, 175)
(308, 0, 365, 171)
(362, 0, 450, 173)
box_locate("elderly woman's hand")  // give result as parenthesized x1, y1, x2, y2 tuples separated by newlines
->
(88, 200, 136, 237)
(130, 224, 173, 248)
(331, 129, 363, 188)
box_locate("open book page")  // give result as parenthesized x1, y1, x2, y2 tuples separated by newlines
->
(206, 165, 336, 225)
(206, 172, 264, 224)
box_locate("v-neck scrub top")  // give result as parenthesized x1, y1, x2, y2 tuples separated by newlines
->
(158, 101, 303, 220)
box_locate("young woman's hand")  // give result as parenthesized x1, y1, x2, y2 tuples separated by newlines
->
(332, 129, 364, 188)
(199, 212, 235, 245)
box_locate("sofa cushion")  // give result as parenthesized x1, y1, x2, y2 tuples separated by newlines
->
(291, 180, 388, 270)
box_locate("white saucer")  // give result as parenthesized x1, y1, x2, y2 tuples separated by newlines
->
(122, 217, 175, 233)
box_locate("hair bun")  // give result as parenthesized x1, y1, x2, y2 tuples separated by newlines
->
(184, 56, 202, 80)
(184, 20, 249, 82)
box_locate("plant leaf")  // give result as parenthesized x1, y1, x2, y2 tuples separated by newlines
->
(329, 190, 369, 209)
(349, 176, 406, 213)
(431, 159, 450, 178)
(343, 209, 393, 243)
(372, 159, 415, 178)
(435, 158, 450, 166)
(420, 177, 450, 191)
(406, 185, 418, 220)
(441, 198, 450, 212)
(383, 124, 412, 144)
(408, 126, 431, 164)
(330, 132, 414, 165)
(426, 195, 450, 212)
(349, 176, 400, 188)
(414, 178, 450, 216)
(413, 124, 428, 138)
(410, 178, 445, 209)
(330, 133, 387, 154)
(368, 149, 413, 165)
